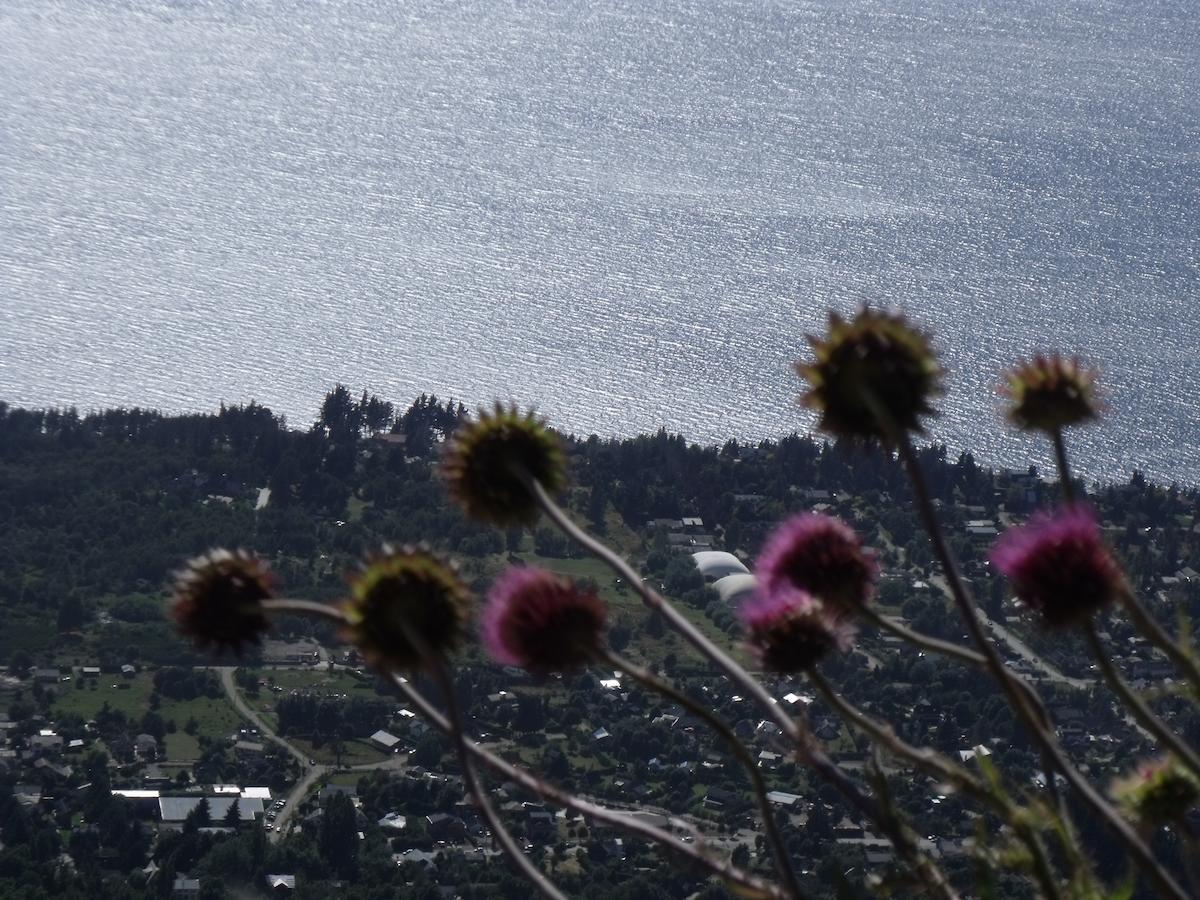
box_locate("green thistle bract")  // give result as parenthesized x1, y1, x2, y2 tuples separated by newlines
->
(1111, 757, 1200, 825)
(170, 549, 273, 655)
(796, 309, 942, 442)
(343, 545, 471, 671)
(442, 403, 567, 525)
(1003, 353, 1098, 433)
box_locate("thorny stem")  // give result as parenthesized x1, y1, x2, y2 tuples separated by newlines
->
(860, 601, 1069, 825)
(388, 673, 788, 900)
(1119, 586, 1200, 698)
(1171, 818, 1200, 899)
(1050, 428, 1077, 505)
(1082, 621, 1200, 778)
(1048, 429, 1200, 697)
(807, 670, 1063, 900)
(603, 649, 806, 900)
(860, 605, 981, 667)
(412, 636, 566, 899)
(889, 426, 1189, 900)
(807, 671, 988, 803)
(527, 476, 960, 900)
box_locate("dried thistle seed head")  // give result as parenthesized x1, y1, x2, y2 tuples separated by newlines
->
(482, 567, 607, 675)
(755, 513, 877, 616)
(990, 505, 1125, 628)
(343, 545, 471, 671)
(796, 308, 942, 442)
(1003, 353, 1099, 432)
(442, 403, 567, 525)
(739, 588, 853, 673)
(1111, 757, 1200, 825)
(170, 549, 273, 655)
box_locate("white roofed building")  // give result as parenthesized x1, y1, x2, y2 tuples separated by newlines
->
(713, 573, 757, 604)
(692, 551, 749, 581)
(370, 730, 402, 752)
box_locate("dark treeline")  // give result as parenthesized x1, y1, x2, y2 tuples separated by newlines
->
(2, 388, 1198, 663)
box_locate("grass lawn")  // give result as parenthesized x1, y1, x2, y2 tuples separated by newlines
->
(346, 496, 371, 523)
(164, 731, 202, 761)
(158, 695, 243, 762)
(53, 673, 155, 720)
(287, 736, 390, 767)
(52, 670, 247, 763)
(262, 668, 375, 695)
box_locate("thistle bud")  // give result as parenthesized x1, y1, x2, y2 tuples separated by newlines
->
(170, 549, 273, 655)
(482, 567, 607, 675)
(1003, 353, 1098, 433)
(1111, 757, 1200, 825)
(442, 404, 567, 525)
(796, 308, 942, 442)
(343, 546, 471, 671)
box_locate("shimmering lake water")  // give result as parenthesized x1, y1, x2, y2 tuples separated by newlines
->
(1, 0, 1197, 484)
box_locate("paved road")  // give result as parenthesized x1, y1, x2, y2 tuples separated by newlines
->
(216, 667, 321, 840)
(216, 667, 407, 842)
(924, 579, 1156, 741)
(927, 577, 1089, 688)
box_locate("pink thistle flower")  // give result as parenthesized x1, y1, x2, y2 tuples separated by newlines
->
(755, 514, 877, 615)
(990, 505, 1125, 628)
(483, 567, 607, 675)
(739, 588, 854, 673)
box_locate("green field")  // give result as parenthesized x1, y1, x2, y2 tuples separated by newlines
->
(53, 673, 156, 719)
(326, 771, 366, 787)
(288, 736, 390, 767)
(158, 695, 243, 761)
(51, 670, 245, 762)
(262, 668, 373, 694)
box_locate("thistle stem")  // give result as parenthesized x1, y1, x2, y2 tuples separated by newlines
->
(375, 610, 566, 899)
(807, 669, 1062, 900)
(860, 605, 981, 668)
(1050, 428, 1077, 505)
(1118, 587, 1200, 697)
(807, 670, 987, 802)
(1171, 819, 1200, 899)
(388, 673, 787, 900)
(527, 477, 959, 900)
(602, 649, 805, 900)
(1048, 429, 1200, 695)
(1049, 419, 1195, 701)
(860, 602, 1067, 824)
(1082, 621, 1200, 778)
(889, 427, 1188, 900)
(427, 657, 566, 900)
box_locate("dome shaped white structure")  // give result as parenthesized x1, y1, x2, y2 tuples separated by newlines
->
(692, 550, 749, 581)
